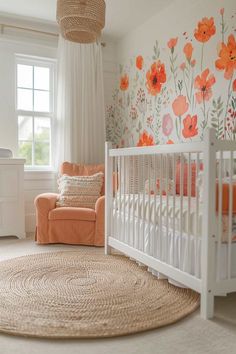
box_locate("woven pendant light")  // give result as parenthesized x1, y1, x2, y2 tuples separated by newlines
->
(57, 0, 106, 43)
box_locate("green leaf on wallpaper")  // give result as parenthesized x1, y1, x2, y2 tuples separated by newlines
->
(136, 121, 142, 133)
(153, 40, 160, 60)
(185, 65, 190, 73)
(231, 97, 236, 110)
(211, 97, 224, 139)
(178, 80, 183, 94)
(127, 93, 130, 107)
(119, 64, 124, 74)
(185, 71, 189, 80)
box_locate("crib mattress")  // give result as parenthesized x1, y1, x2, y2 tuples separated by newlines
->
(113, 194, 236, 242)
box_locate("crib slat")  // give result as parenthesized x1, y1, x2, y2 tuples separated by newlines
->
(110, 157, 114, 238)
(132, 156, 135, 248)
(159, 154, 163, 261)
(137, 158, 141, 250)
(127, 157, 131, 246)
(148, 155, 151, 256)
(195, 153, 200, 277)
(142, 155, 145, 253)
(217, 151, 223, 281)
(172, 154, 176, 266)
(114, 156, 118, 238)
(187, 153, 191, 273)
(154, 154, 157, 258)
(179, 153, 184, 270)
(118, 156, 122, 242)
(166, 155, 169, 264)
(228, 151, 233, 279)
(124, 156, 127, 244)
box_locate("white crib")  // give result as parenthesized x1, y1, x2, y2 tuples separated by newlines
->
(105, 128, 236, 319)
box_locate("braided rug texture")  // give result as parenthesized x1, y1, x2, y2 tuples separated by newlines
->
(0, 250, 199, 338)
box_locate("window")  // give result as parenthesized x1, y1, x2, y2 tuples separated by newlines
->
(16, 56, 55, 169)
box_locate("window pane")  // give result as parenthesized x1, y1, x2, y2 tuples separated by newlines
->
(18, 116, 33, 140)
(18, 141, 32, 165)
(34, 66, 50, 90)
(17, 64, 33, 89)
(17, 88, 33, 111)
(34, 117, 50, 141)
(35, 142, 50, 166)
(34, 90, 50, 112)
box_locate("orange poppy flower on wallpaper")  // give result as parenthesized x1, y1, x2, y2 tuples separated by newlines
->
(167, 37, 178, 50)
(233, 79, 236, 92)
(215, 34, 236, 80)
(182, 115, 198, 138)
(146, 61, 166, 96)
(180, 62, 186, 71)
(166, 139, 174, 144)
(120, 74, 129, 91)
(183, 42, 193, 61)
(136, 55, 144, 70)
(137, 131, 154, 147)
(194, 68, 216, 104)
(172, 95, 189, 116)
(194, 17, 216, 43)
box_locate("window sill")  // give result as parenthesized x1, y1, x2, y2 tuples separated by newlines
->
(24, 168, 56, 172)
(24, 169, 57, 181)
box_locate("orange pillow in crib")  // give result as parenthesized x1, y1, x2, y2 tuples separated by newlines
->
(176, 162, 203, 197)
(216, 183, 236, 215)
(145, 178, 174, 195)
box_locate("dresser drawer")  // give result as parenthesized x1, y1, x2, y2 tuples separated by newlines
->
(0, 159, 25, 238)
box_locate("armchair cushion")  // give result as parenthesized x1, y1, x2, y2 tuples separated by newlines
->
(57, 172, 104, 209)
(49, 207, 96, 221)
(60, 162, 105, 195)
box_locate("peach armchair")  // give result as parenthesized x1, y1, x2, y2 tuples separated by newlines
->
(34, 162, 105, 246)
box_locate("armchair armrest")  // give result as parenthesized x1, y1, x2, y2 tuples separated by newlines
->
(34, 193, 59, 243)
(34, 193, 59, 215)
(95, 195, 105, 215)
(95, 195, 105, 246)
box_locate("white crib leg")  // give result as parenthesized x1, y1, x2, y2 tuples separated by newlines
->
(105, 245, 112, 255)
(200, 292, 214, 319)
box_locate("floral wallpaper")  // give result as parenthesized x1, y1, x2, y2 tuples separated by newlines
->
(106, 7, 236, 147)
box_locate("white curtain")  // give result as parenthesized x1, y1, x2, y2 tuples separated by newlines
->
(55, 36, 105, 168)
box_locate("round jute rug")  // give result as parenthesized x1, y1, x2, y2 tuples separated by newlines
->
(0, 250, 199, 338)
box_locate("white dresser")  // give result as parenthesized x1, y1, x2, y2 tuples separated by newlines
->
(0, 158, 26, 239)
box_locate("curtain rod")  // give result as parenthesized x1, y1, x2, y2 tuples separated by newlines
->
(0, 23, 106, 46)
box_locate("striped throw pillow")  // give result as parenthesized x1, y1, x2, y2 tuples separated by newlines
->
(56, 172, 104, 209)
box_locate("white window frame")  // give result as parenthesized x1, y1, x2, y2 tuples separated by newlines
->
(15, 54, 56, 171)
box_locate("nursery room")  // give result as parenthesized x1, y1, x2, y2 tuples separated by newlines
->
(0, 0, 236, 353)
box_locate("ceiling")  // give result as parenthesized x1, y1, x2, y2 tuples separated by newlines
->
(0, 0, 174, 39)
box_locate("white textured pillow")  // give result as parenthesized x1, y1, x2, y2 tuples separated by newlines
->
(56, 172, 104, 209)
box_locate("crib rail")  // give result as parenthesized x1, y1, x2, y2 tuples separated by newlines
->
(105, 128, 236, 319)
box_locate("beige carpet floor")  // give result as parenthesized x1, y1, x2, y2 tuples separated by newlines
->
(0, 235, 235, 354)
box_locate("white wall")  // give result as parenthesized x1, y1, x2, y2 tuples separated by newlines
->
(0, 25, 117, 233)
(102, 39, 118, 109)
